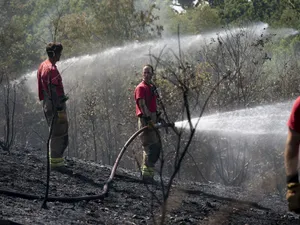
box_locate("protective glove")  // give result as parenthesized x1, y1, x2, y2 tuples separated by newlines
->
(287, 182, 300, 213)
(144, 116, 155, 129)
(61, 95, 69, 103)
(57, 110, 68, 124)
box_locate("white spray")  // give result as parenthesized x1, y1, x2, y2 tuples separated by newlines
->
(175, 101, 293, 136)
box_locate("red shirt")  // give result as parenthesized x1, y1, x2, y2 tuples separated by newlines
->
(134, 80, 157, 116)
(287, 97, 300, 133)
(37, 59, 65, 101)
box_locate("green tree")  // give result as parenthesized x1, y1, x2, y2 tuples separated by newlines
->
(274, 0, 300, 29)
(208, 0, 225, 7)
(31, 0, 164, 56)
(168, 4, 221, 34)
(277, 7, 300, 29)
(178, 0, 194, 8)
(251, 0, 283, 23)
(85, 0, 163, 47)
(0, 0, 40, 80)
(222, 0, 252, 24)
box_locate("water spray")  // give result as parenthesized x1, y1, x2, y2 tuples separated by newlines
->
(174, 100, 292, 135)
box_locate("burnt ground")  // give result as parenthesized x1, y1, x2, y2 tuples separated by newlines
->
(0, 146, 299, 225)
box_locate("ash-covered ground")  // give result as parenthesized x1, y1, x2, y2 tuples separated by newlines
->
(0, 146, 299, 225)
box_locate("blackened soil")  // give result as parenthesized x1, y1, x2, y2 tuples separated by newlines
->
(0, 147, 299, 225)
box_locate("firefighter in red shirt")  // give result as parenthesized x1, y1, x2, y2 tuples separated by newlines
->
(285, 96, 300, 213)
(37, 42, 69, 169)
(134, 64, 162, 183)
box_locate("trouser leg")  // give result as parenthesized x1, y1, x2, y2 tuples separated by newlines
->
(138, 113, 162, 178)
(142, 142, 162, 177)
(43, 99, 69, 168)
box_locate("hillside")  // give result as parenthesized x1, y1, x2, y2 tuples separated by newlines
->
(0, 146, 299, 225)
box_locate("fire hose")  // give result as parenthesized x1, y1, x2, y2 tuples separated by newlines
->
(0, 122, 174, 203)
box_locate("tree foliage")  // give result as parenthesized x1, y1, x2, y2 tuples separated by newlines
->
(178, 0, 195, 8)
(168, 4, 221, 34)
(221, 0, 252, 24)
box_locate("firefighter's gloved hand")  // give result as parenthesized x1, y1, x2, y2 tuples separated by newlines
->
(57, 110, 68, 124)
(61, 95, 69, 103)
(144, 116, 155, 129)
(287, 183, 300, 213)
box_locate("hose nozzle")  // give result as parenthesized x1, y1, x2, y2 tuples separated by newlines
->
(154, 122, 174, 129)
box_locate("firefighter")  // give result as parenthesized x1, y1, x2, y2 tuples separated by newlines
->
(134, 64, 162, 183)
(37, 42, 69, 169)
(285, 96, 300, 213)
